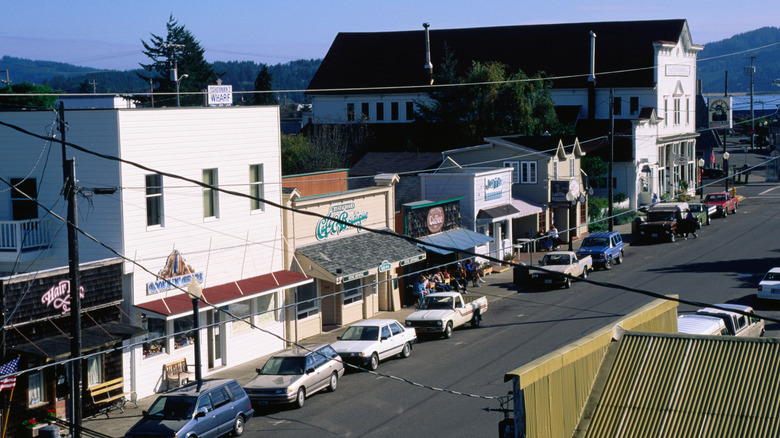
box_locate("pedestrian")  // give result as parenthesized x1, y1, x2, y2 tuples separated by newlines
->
(412, 275, 427, 307)
(455, 262, 468, 293)
(684, 210, 698, 239)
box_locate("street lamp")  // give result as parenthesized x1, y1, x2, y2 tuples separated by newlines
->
(697, 158, 705, 199)
(175, 73, 188, 107)
(188, 278, 203, 385)
(723, 151, 730, 193)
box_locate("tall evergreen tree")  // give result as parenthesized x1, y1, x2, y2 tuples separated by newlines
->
(253, 65, 276, 105)
(138, 15, 218, 107)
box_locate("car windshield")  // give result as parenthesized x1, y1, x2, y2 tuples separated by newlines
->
(340, 325, 379, 341)
(582, 237, 608, 247)
(706, 194, 725, 202)
(259, 356, 305, 375)
(648, 212, 675, 221)
(689, 205, 703, 212)
(419, 296, 453, 310)
(763, 272, 780, 282)
(544, 254, 570, 265)
(146, 395, 196, 420)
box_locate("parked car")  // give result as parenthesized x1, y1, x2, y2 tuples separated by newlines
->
(576, 231, 624, 270)
(638, 202, 688, 242)
(332, 319, 417, 371)
(243, 344, 344, 409)
(405, 292, 488, 339)
(703, 192, 738, 217)
(739, 134, 758, 144)
(124, 379, 253, 438)
(688, 203, 715, 227)
(701, 167, 726, 179)
(757, 267, 780, 301)
(677, 314, 728, 336)
(529, 251, 592, 288)
(696, 304, 764, 337)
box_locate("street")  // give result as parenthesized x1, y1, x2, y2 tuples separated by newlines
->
(241, 178, 780, 436)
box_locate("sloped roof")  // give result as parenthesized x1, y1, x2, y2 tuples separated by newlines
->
(308, 20, 689, 95)
(576, 119, 635, 162)
(579, 332, 780, 437)
(349, 152, 442, 176)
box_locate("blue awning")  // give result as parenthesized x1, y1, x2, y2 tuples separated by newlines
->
(416, 228, 494, 255)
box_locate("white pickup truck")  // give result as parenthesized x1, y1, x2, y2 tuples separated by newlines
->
(529, 251, 592, 288)
(405, 292, 487, 339)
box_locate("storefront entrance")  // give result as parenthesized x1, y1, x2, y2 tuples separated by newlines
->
(207, 310, 226, 369)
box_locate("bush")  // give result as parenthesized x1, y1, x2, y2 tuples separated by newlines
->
(613, 192, 627, 203)
(613, 209, 638, 225)
(588, 220, 608, 232)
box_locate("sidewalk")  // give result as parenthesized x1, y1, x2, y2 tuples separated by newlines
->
(83, 268, 517, 437)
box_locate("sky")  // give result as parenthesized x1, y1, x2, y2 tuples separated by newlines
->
(1, 0, 779, 71)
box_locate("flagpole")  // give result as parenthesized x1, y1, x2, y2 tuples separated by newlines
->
(1, 380, 16, 438)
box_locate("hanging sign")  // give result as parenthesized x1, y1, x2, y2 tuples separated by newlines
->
(41, 280, 85, 315)
(147, 250, 204, 295)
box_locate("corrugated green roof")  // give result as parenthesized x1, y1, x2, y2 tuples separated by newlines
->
(582, 333, 780, 437)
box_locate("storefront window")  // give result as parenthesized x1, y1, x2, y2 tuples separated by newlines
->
(343, 279, 364, 305)
(256, 293, 277, 325)
(173, 316, 195, 349)
(297, 281, 318, 319)
(87, 355, 103, 387)
(231, 300, 252, 333)
(28, 370, 46, 406)
(143, 315, 167, 357)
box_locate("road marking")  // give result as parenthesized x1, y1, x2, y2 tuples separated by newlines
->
(759, 186, 780, 195)
(271, 420, 289, 426)
(517, 314, 525, 317)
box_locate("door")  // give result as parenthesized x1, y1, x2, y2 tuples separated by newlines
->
(207, 310, 226, 369)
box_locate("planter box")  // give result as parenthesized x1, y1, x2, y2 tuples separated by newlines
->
(492, 264, 511, 273)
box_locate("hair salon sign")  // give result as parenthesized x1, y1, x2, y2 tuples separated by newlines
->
(41, 280, 85, 315)
(316, 202, 369, 240)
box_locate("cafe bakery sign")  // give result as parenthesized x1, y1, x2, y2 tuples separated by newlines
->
(316, 202, 369, 240)
(147, 250, 205, 295)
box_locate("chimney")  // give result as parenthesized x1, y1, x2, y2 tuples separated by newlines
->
(588, 31, 597, 120)
(423, 22, 434, 85)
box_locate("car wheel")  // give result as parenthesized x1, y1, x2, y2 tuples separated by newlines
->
(401, 342, 412, 358)
(233, 415, 245, 436)
(471, 311, 481, 328)
(733, 205, 737, 213)
(696, 220, 702, 230)
(604, 257, 612, 270)
(369, 353, 379, 371)
(617, 251, 624, 264)
(294, 387, 306, 409)
(670, 233, 676, 242)
(444, 322, 454, 339)
(564, 277, 572, 289)
(706, 216, 711, 225)
(723, 208, 727, 217)
(582, 269, 588, 279)
(327, 372, 338, 392)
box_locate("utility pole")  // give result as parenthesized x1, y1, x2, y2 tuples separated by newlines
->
(723, 72, 728, 169)
(149, 79, 155, 108)
(60, 103, 83, 438)
(164, 43, 186, 106)
(608, 88, 614, 232)
(1, 70, 10, 87)
(748, 56, 756, 151)
(89, 79, 97, 94)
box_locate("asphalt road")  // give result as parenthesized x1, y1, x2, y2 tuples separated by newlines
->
(238, 177, 780, 436)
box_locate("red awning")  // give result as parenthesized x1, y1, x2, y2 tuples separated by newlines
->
(136, 270, 312, 318)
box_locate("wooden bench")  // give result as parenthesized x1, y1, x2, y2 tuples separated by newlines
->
(88, 377, 137, 418)
(164, 358, 195, 390)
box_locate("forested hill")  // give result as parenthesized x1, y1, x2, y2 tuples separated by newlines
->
(697, 26, 780, 94)
(0, 55, 321, 102)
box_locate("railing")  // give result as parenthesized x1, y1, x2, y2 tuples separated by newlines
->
(0, 218, 51, 252)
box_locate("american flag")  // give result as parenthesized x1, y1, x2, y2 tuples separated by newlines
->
(0, 357, 19, 393)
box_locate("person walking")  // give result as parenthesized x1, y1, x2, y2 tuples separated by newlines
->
(684, 210, 698, 239)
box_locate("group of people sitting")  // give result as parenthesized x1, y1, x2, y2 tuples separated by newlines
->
(537, 225, 561, 251)
(411, 260, 487, 306)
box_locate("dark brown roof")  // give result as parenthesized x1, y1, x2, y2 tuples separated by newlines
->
(308, 20, 688, 95)
(349, 152, 442, 176)
(576, 119, 634, 162)
(498, 135, 578, 154)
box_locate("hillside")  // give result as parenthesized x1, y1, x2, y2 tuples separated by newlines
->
(697, 26, 780, 94)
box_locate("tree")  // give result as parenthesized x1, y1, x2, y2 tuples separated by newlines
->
(253, 65, 276, 105)
(415, 51, 563, 148)
(581, 156, 608, 189)
(0, 82, 57, 110)
(138, 15, 218, 107)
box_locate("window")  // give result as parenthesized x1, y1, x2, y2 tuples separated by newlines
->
(342, 279, 363, 305)
(256, 293, 277, 325)
(503, 161, 520, 183)
(376, 102, 384, 121)
(145, 174, 163, 226)
(197, 393, 214, 412)
(405, 102, 414, 120)
(569, 157, 575, 177)
(296, 280, 318, 319)
(361, 102, 369, 120)
(381, 326, 391, 339)
(630, 97, 639, 115)
(249, 164, 264, 211)
(347, 103, 355, 122)
(231, 301, 251, 333)
(28, 371, 45, 406)
(87, 355, 103, 387)
(664, 98, 668, 126)
(202, 169, 218, 219)
(613, 97, 622, 115)
(674, 98, 681, 125)
(11, 178, 38, 220)
(520, 161, 537, 184)
(538, 213, 547, 234)
(553, 160, 559, 180)
(686, 97, 690, 124)
(143, 315, 167, 357)
(390, 321, 403, 335)
(173, 315, 195, 349)
(391, 102, 399, 120)
(210, 387, 230, 409)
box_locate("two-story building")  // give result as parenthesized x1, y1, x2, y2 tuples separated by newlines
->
(0, 107, 312, 399)
(306, 19, 703, 209)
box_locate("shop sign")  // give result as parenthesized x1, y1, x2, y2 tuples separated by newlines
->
(147, 250, 204, 295)
(665, 64, 690, 77)
(378, 260, 392, 273)
(399, 254, 426, 266)
(427, 207, 445, 233)
(41, 280, 85, 315)
(316, 202, 369, 240)
(207, 84, 233, 107)
(550, 180, 578, 203)
(485, 177, 503, 201)
(341, 271, 370, 283)
(708, 97, 732, 129)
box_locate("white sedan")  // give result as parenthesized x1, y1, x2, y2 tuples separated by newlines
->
(332, 319, 417, 371)
(757, 267, 780, 300)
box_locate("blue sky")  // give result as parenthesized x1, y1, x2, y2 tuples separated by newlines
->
(2, 0, 778, 70)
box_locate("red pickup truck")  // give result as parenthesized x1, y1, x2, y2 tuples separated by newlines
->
(703, 192, 738, 217)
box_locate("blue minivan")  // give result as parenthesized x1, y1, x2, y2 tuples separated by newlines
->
(576, 231, 624, 270)
(125, 379, 254, 438)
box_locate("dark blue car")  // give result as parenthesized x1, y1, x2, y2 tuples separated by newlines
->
(576, 231, 624, 270)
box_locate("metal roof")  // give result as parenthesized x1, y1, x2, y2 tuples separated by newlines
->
(580, 332, 780, 437)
